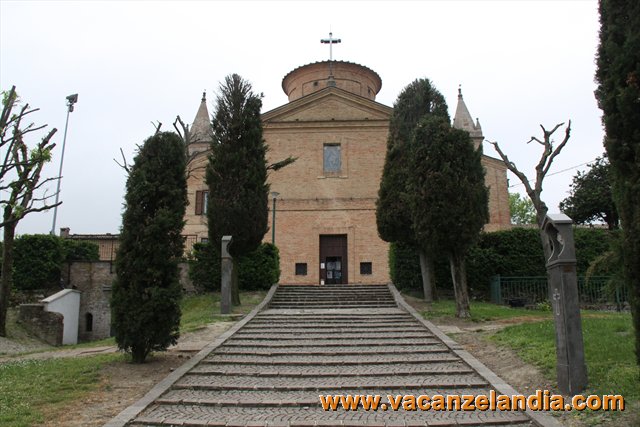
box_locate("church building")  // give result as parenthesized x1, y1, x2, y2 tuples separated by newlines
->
(182, 60, 511, 285)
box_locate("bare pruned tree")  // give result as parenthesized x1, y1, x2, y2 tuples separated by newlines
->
(487, 121, 572, 258)
(0, 86, 60, 336)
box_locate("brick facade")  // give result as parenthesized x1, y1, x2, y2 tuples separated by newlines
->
(183, 61, 511, 285)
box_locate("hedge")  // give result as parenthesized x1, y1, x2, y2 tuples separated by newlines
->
(10, 234, 100, 290)
(188, 242, 280, 292)
(390, 227, 615, 299)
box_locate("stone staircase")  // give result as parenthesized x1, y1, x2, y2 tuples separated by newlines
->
(124, 284, 547, 426)
(268, 284, 398, 309)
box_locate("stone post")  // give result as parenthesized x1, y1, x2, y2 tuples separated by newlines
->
(220, 236, 233, 315)
(542, 213, 588, 395)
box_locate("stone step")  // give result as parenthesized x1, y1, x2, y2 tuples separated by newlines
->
(248, 315, 416, 326)
(271, 294, 393, 299)
(156, 386, 492, 406)
(189, 362, 472, 377)
(267, 304, 399, 309)
(234, 327, 428, 334)
(213, 345, 448, 356)
(242, 322, 420, 330)
(268, 301, 398, 306)
(223, 339, 440, 347)
(203, 353, 460, 365)
(131, 406, 533, 427)
(230, 332, 433, 340)
(174, 372, 489, 390)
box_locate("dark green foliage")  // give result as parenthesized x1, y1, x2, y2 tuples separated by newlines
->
(391, 227, 616, 298)
(596, 0, 640, 364)
(206, 74, 269, 259)
(409, 117, 489, 256)
(238, 243, 280, 291)
(388, 242, 422, 292)
(61, 239, 99, 262)
(8, 235, 99, 291)
(189, 242, 280, 292)
(13, 234, 64, 290)
(376, 79, 449, 244)
(559, 155, 618, 229)
(111, 132, 187, 363)
(188, 242, 221, 292)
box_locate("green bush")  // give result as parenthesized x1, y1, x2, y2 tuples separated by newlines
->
(9, 235, 100, 291)
(61, 239, 100, 262)
(239, 243, 280, 290)
(189, 242, 280, 292)
(388, 242, 422, 291)
(13, 234, 65, 290)
(188, 242, 221, 292)
(391, 227, 616, 299)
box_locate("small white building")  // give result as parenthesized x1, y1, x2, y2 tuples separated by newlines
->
(42, 289, 81, 345)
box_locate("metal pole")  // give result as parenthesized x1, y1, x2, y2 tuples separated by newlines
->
(51, 95, 77, 235)
(270, 191, 279, 245)
(271, 196, 277, 245)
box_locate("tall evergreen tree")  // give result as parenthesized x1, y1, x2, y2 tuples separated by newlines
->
(595, 0, 640, 364)
(207, 74, 269, 305)
(409, 116, 489, 318)
(376, 79, 449, 302)
(111, 132, 187, 363)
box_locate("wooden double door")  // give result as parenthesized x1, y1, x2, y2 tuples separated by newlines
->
(319, 234, 348, 284)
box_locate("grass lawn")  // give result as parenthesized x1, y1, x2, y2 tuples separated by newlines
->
(180, 290, 267, 332)
(0, 353, 122, 426)
(492, 313, 639, 425)
(419, 298, 553, 322)
(0, 290, 268, 426)
(415, 296, 638, 426)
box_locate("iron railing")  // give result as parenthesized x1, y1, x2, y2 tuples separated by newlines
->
(490, 275, 628, 309)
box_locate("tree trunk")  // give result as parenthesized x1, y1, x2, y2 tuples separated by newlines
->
(231, 258, 241, 306)
(536, 211, 553, 262)
(418, 250, 434, 303)
(0, 220, 17, 337)
(131, 344, 148, 364)
(449, 253, 471, 318)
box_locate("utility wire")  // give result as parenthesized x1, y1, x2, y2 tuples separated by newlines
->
(508, 160, 594, 188)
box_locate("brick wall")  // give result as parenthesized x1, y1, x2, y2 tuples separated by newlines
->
(18, 304, 63, 346)
(67, 261, 194, 342)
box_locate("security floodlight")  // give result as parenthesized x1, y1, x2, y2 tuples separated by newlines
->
(66, 94, 78, 112)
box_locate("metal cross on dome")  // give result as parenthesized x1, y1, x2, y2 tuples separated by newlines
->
(321, 31, 341, 61)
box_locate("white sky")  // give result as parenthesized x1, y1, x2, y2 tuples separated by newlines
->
(1, 0, 604, 236)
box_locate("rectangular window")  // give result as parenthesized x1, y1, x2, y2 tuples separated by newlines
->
(295, 263, 308, 276)
(360, 262, 372, 275)
(200, 237, 209, 243)
(323, 144, 341, 174)
(195, 190, 209, 215)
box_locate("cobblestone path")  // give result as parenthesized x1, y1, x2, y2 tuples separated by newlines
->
(110, 285, 559, 427)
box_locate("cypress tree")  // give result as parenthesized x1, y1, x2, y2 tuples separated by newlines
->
(409, 116, 489, 317)
(206, 74, 269, 305)
(595, 0, 640, 364)
(111, 132, 187, 363)
(376, 79, 449, 301)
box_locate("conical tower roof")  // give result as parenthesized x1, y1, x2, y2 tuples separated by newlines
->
(190, 92, 211, 144)
(453, 86, 482, 138)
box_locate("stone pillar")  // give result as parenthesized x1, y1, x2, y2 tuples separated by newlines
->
(220, 236, 233, 315)
(542, 213, 588, 395)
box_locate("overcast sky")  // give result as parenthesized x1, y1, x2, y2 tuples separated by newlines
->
(1, 0, 604, 236)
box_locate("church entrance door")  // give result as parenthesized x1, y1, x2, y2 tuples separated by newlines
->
(319, 235, 348, 284)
